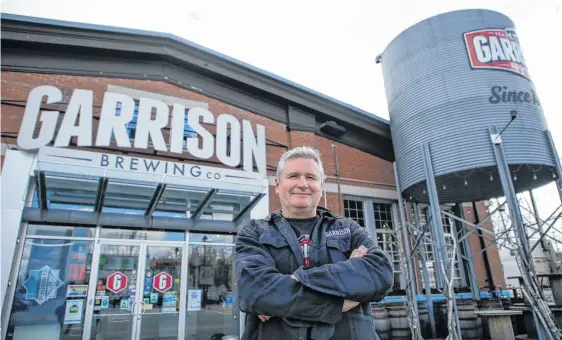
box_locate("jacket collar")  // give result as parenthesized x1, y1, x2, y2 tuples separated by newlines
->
(263, 206, 337, 223)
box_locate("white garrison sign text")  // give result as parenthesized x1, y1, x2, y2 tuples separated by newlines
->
(17, 85, 266, 175)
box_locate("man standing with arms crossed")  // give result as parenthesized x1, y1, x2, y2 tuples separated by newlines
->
(235, 146, 393, 340)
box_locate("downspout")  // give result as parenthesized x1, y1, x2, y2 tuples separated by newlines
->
(331, 145, 343, 215)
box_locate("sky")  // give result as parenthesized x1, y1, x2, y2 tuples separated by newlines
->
(2, 0, 562, 231)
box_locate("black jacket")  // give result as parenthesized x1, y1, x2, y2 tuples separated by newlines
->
(235, 207, 393, 340)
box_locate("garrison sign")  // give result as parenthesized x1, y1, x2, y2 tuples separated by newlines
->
(17, 85, 267, 176)
(464, 27, 529, 79)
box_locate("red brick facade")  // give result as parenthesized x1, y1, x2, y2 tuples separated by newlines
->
(0, 71, 505, 291)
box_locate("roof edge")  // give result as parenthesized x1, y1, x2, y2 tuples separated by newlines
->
(1, 13, 389, 126)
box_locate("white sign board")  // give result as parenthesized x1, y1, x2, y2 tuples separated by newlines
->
(187, 289, 202, 311)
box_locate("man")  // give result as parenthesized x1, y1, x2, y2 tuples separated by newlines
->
(235, 146, 393, 340)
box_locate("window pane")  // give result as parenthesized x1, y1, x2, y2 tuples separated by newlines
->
(103, 179, 157, 214)
(27, 225, 94, 238)
(7, 239, 94, 339)
(188, 233, 235, 244)
(185, 244, 237, 339)
(43, 173, 99, 212)
(99, 228, 185, 242)
(155, 186, 208, 218)
(202, 190, 258, 222)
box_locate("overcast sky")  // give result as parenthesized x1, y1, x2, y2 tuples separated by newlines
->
(3, 0, 562, 222)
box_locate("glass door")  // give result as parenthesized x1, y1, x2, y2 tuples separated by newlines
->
(85, 243, 142, 340)
(83, 241, 186, 340)
(138, 245, 185, 340)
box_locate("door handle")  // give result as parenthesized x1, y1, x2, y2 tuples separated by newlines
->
(130, 301, 137, 315)
(141, 301, 147, 314)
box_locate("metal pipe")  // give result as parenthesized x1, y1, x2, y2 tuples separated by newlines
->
(325, 175, 396, 188)
(393, 162, 422, 340)
(530, 190, 548, 252)
(455, 203, 481, 300)
(546, 130, 562, 202)
(472, 201, 495, 292)
(490, 126, 554, 340)
(331, 145, 343, 216)
(323, 174, 328, 208)
(421, 142, 462, 340)
(415, 203, 437, 338)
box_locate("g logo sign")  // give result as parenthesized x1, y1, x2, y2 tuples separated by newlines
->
(153, 272, 173, 293)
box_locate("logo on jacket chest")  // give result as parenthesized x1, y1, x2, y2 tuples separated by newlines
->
(325, 227, 351, 238)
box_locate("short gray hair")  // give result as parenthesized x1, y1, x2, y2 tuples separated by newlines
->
(276, 146, 324, 181)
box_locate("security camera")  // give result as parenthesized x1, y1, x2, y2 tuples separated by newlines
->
(510, 110, 518, 120)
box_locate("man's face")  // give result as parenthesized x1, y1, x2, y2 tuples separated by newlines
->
(275, 158, 323, 217)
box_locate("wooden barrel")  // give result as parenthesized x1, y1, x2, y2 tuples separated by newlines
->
(434, 302, 448, 338)
(457, 301, 483, 340)
(477, 299, 503, 339)
(417, 302, 431, 339)
(510, 304, 537, 338)
(371, 305, 391, 340)
(387, 304, 411, 340)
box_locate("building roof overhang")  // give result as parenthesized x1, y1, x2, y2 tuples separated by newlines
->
(1, 13, 394, 161)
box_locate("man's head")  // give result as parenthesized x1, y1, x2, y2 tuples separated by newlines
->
(274, 146, 324, 218)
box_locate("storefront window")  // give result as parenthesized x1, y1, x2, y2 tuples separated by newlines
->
(185, 244, 237, 340)
(188, 233, 235, 244)
(99, 228, 185, 241)
(27, 224, 95, 238)
(6, 239, 94, 340)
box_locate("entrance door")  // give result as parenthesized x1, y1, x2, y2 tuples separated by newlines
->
(83, 241, 186, 340)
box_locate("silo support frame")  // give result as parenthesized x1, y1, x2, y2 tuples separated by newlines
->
(414, 203, 438, 339)
(393, 162, 423, 340)
(454, 203, 481, 300)
(490, 126, 562, 340)
(546, 130, 562, 202)
(421, 142, 463, 340)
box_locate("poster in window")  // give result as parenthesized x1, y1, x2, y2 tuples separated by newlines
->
(199, 266, 215, 286)
(66, 285, 88, 298)
(187, 289, 202, 311)
(63, 299, 84, 324)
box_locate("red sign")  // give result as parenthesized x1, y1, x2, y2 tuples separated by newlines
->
(153, 272, 173, 293)
(107, 272, 128, 293)
(464, 27, 529, 79)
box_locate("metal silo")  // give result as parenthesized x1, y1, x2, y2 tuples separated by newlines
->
(380, 9, 558, 203)
(380, 9, 562, 340)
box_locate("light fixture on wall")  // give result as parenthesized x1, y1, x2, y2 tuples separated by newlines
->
(319, 121, 346, 137)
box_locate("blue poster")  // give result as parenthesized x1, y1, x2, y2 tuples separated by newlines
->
(9, 240, 91, 327)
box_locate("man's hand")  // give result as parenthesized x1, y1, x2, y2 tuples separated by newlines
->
(342, 300, 360, 312)
(258, 315, 271, 322)
(350, 245, 368, 258)
(342, 245, 368, 312)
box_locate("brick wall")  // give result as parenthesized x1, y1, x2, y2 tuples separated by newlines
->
(0, 71, 506, 293)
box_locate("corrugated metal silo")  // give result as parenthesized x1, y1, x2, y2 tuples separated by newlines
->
(380, 9, 557, 203)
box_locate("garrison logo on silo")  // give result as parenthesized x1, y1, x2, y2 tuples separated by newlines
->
(463, 27, 529, 79)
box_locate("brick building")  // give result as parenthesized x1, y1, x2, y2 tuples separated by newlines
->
(1, 14, 503, 340)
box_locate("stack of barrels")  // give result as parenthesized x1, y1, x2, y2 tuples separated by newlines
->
(371, 304, 391, 340)
(372, 300, 486, 340)
(371, 303, 411, 340)
(387, 304, 411, 340)
(457, 301, 483, 340)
